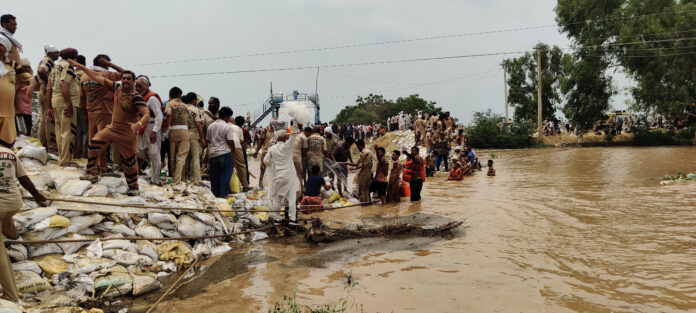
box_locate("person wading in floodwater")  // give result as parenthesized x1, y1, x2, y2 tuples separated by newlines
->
(402, 146, 424, 201)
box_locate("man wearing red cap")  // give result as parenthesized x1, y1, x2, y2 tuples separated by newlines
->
(46, 48, 79, 166)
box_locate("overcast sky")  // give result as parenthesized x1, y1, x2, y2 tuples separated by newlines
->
(9, 0, 629, 124)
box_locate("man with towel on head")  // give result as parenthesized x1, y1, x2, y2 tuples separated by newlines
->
(264, 123, 301, 223)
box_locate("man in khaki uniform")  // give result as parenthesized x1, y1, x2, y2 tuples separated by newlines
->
(163, 87, 190, 185)
(183, 93, 206, 184)
(80, 55, 123, 173)
(36, 45, 59, 150)
(0, 15, 21, 63)
(0, 36, 31, 147)
(306, 126, 327, 172)
(46, 48, 79, 166)
(292, 127, 308, 188)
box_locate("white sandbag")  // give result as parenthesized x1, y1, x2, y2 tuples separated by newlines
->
(27, 243, 62, 258)
(7, 244, 27, 261)
(135, 221, 163, 239)
(47, 169, 82, 189)
(245, 214, 263, 228)
(110, 250, 153, 266)
(17, 146, 48, 164)
(136, 241, 158, 261)
(14, 271, 50, 294)
(154, 221, 177, 230)
(115, 184, 129, 195)
(0, 298, 21, 313)
(14, 207, 57, 231)
(26, 174, 54, 191)
(147, 212, 177, 225)
(250, 232, 269, 242)
(97, 176, 126, 192)
(156, 261, 177, 273)
(58, 179, 92, 196)
(86, 240, 103, 258)
(85, 184, 109, 197)
(94, 266, 133, 297)
(56, 233, 90, 254)
(20, 158, 44, 169)
(30, 215, 71, 231)
(130, 271, 161, 296)
(177, 215, 212, 237)
(39, 225, 78, 241)
(191, 243, 211, 259)
(93, 221, 136, 237)
(78, 228, 95, 235)
(189, 212, 216, 225)
(102, 239, 134, 251)
(58, 210, 84, 218)
(11, 261, 42, 275)
(70, 213, 104, 232)
(70, 258, 116, 274)
(161, 229, 182, 238)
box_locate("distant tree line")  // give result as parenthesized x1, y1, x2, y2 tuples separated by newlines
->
(332, 94, 442, 125)
(504, 0, 696, 134)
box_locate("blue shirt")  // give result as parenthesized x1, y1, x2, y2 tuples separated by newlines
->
(467, 150, 475, 167)
(305, 175, 325, 197)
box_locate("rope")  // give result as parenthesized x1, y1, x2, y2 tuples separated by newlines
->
(6, 226, 275, 245)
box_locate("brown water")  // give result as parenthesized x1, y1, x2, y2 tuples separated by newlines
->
(159, 147, 696, 313)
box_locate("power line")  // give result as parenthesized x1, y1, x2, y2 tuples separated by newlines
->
(148, 51, 528, 78)
(322, 67, 498, 85)
(148, 36, 696, 78)
(130, 8, 696, 67)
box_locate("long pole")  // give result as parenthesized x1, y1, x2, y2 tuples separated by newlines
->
(536, 48, 543, 137)
(502, 62, 508, 122)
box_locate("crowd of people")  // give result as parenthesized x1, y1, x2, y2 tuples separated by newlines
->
(0, 13, 500, 303)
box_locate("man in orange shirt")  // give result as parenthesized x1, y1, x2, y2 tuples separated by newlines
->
(70, 60, 149, 195)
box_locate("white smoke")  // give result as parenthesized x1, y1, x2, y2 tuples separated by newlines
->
(278, 100, 314, 126)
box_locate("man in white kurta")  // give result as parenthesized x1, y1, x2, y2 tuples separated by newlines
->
(264, 127, 300, 222)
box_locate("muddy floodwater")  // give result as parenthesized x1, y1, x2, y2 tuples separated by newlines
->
(152, 147, 696, 313)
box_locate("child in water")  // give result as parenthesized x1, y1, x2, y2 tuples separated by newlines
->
(487, 160, 496, 176)
(447, 162, 463, 181)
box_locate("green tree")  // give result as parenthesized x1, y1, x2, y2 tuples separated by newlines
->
(556, 0, 696, 123)
(466, 110, 535, 149)
(503, 43, 564, 122)
(332, 94, 442, 125)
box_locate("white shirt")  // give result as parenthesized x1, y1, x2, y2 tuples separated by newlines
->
(230, 123, 243, 150)
(145, 95, 163, 133)
(264, 133, 300, 197)
(207, 119, 235, 158)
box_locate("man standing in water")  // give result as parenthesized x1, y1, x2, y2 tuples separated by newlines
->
(350, 139, 373, 205)
(386, 150, 402, 203)
(264, 123, 301, 223)
(402, 146, 424, 201)
(371, 146, 389, 205)
(332, 136, 354, 197)
(70, 60, 150, 195)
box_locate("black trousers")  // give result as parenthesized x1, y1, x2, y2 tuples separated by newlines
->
(410, 178, 423, 201)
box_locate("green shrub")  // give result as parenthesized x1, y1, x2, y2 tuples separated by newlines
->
(466, 110, 535, 149)
(632, 126, 695, 146)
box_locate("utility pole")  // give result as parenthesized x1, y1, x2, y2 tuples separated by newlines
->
(502, 62, 508, 122)
(536, 47, 543, 137)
